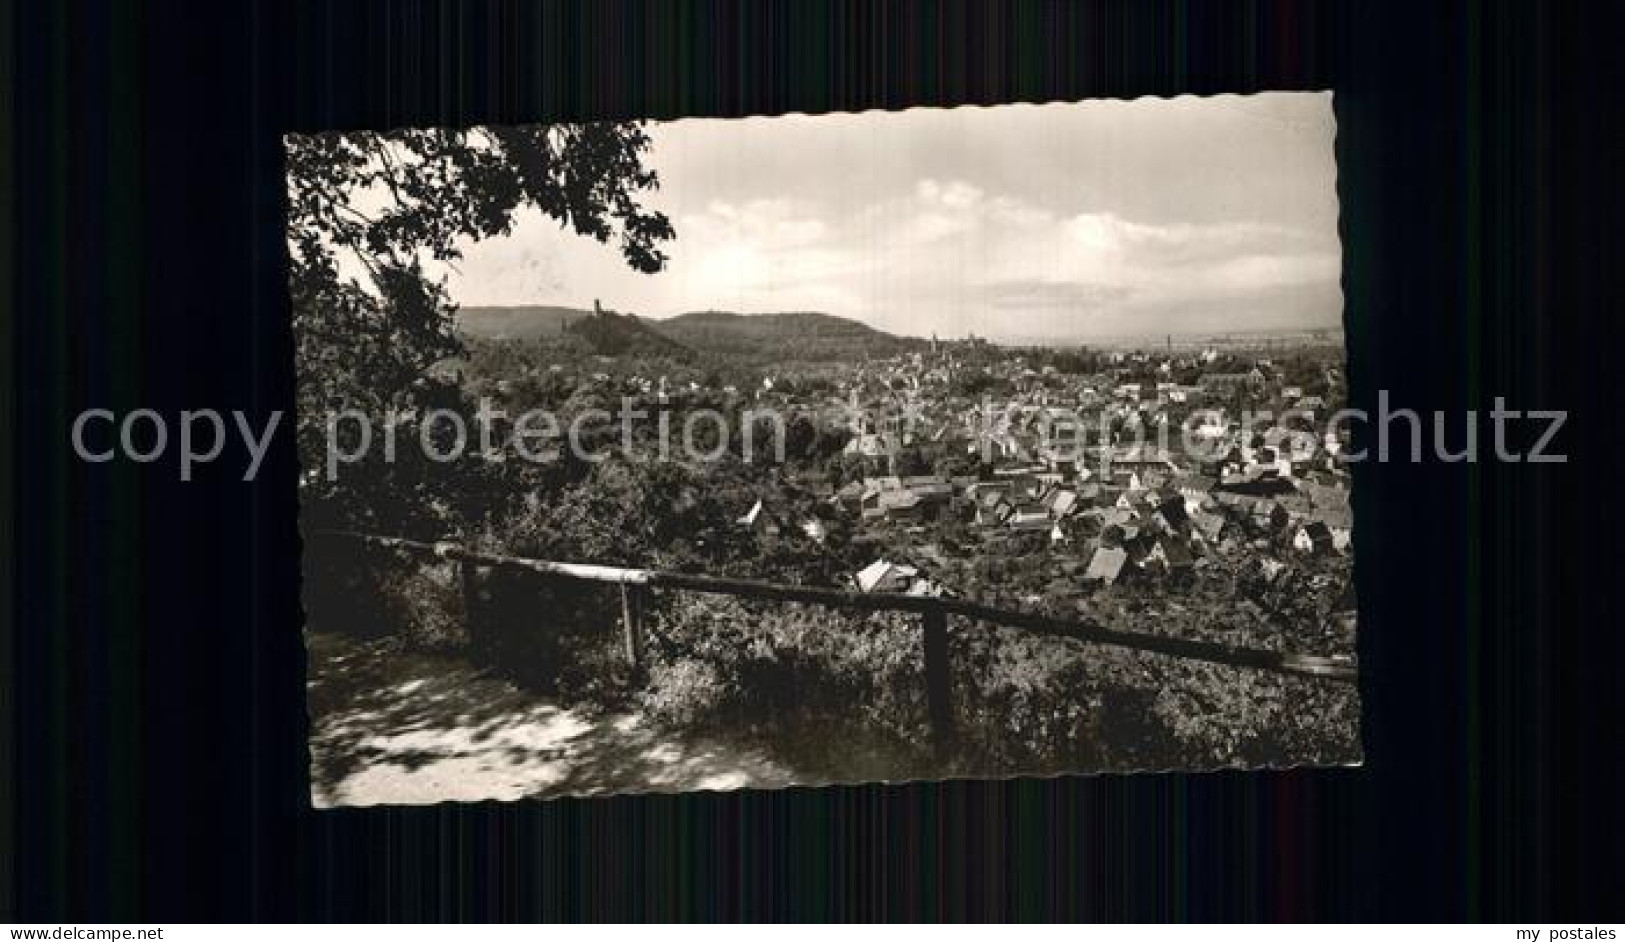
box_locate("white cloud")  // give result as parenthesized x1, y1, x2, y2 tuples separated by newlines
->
(440, 93, 1342, 340)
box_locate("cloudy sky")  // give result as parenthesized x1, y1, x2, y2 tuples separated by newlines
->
(445, 92, 1341, 342)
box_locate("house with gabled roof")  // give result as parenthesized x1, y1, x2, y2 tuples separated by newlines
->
(833, 480, 867, 513)
(879, 488, 925, 521)
(1041, 486, 1080, 520)
(1190, 510, 1230, 546)
(1177, 473, 1217, 511)
(1292, 520, 1336, 556)
(1290, 482, 1352, 549)
(1125, 532, 1166, 570)
(1083, 546, 1129, 586)
(855, 559, 942, 596)
(1006, 504, 1052, 532)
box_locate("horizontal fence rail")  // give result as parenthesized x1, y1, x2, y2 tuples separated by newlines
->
(312, 529, 1359, 686)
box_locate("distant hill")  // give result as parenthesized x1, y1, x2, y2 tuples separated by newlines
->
(456, 305, 592, 341)
(459, 305, 922, 363)
(650, 310, 924, 362)
(564, 309, 692, 361)
(459, 304, 690, 360)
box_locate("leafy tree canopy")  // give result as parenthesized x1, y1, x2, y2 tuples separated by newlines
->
(286, 122, 675, 525)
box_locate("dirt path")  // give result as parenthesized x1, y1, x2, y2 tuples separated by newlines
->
(306, 632, 800, 807)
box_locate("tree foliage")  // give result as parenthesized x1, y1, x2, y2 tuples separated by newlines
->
(285, 123, 675, 527)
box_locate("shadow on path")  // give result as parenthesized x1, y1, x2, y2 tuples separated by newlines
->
(306, 631, 800, 806)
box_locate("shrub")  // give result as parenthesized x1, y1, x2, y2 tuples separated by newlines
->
(637, 596, 938, 779)
(303, 538, 1360, 779)
(302, 537, 464, 651)
(472, 568, 631, 705)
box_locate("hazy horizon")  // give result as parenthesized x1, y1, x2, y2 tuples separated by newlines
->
(458, 300, 1344, 346)
(443, 94, 1342, 343)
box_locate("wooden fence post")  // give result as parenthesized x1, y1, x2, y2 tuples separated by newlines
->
(620, 584, 647, 675)
(921, 608, 956, 760)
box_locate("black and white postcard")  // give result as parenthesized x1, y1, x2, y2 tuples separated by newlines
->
(289, 93, 1360, 806)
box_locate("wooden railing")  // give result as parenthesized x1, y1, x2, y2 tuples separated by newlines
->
(314, 530, 1358, 757)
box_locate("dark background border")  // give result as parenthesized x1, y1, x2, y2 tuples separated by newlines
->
(8, 0, 1620, 921)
